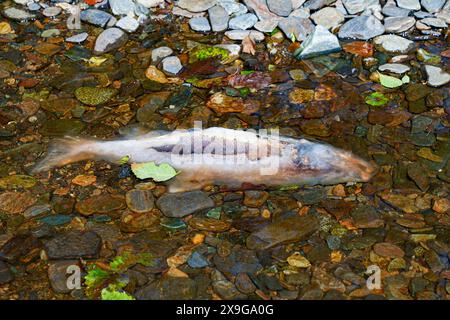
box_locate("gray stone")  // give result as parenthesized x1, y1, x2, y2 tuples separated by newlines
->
(229, 13, 258, 30)
(424, 65, 450, 87)
(311, 7, 345, 29)
(172, 6, 206, 17)
(162, 56, 183, 75)
(151, 46, 173, 63)
(2, 7, 36, 21)
(218, 0, 248, 15)
(109, 0, 136, 15)
(289, 8, 311, 18)
(397, 0, 421, 10)
(224, 30, 265, 40)
(247, 214, 319, 250)
(296, 25, 341, 59)
(278, 17, 315, 41)
(0, 261, 13, 284)
(384, 16, 416, 32)
(136, 276, 197, 299)
(382, 5, 411, 17)
(66, 32, 89, 43)
(342, 0, 379, 14)
(208, 5, 229, 32)
(136, 0, 165, 7)
(243, 0, 279, 20)
(189, 16, 211, 32)
(420, 17, 447, 28)
(421, 0, 445, 13)
(414, 10, 433, 18)
(94, 27, 128, 55)
(44, 231, 102, 260)
(373, 34, 415, 53)
(304, 0, 336, 11)
(436, 9, 450, 24)
(267, 0, 293, 16)
(42, 6, 62, 17)
(178, 0, 217, 12)
(48, 260, 79, 293)
(125, 189, 155, 213)
(80, 9, 113, 28)
(156, 191, 215, 218)
(338, 15, 385, 40)
(116, 16, 140, 32)
(379, 63, 411, 73)
(254, 19, 280, 32)
(28, 2, 42, 11)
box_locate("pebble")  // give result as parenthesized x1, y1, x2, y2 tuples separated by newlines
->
(208, 5, 229, 32)
(125, 189, 155, 213)
(420, 18, 447, 28)
(120, 210, 159, 232)
(267, 0, 293, 17)
(187, 252, 209, 268)
(424, 65, 450, 87)
(75, 87, 118, 106)
(136, 276, 197, 299)
(397, 0, 421, 10)
(48, 260, 79, 293)
(373, 34, 415, 54)
(296, 25, 341, 59)
(243, 0, 279, 20)
(254, 19, 279, 33)
(75, 194, 125, 216)
(0, 261, 14, 284)
(156, 191, 214, 218)
(224, 30, 265, 41)
(287, 252, 311, 268)
(382, 5, 411, 17)
(342, 0, 379, 14)
(289, 7, 311, 18)
(229, 13, 258, 30)
(2, 7, 36, 21)
(151, 46, 173, 63)
(373, 242, 405, 258)
(177, 0, 217, 12)
(43, 6, 62, 17)
(109, 0, 136, 15)
(432, 198, 450, 214)
(421, 0, 445, 13)
(41, 29, 61, 38)
(161, 56, 182, 75)
(384, 17, 416, 33)
(44, 231, 102, 259)
(189, 17, 211, 32)
(94, 27, 128, 55)
(235, 272, 256, 294)
(338, 15, 385, 40)
(188, 217, 231, 232)
(278, 17, 314, 41)
(65, 33, 89, 43)
(116, 16, 140, 33)
(172, 6, 206, 18)
(378, 63, 411, 74)
(311, 7, 345, 29)
(80, 9, 113, 28)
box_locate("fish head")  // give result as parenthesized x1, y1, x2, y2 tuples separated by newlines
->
(292, 140, 376, 184)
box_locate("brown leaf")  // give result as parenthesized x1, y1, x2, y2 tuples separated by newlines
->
(242, 35, 256, 55)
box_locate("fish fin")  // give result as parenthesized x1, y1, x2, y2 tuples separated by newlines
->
(32, 137, 97, 173)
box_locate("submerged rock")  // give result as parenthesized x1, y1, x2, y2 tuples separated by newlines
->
(94, 28, 128, 55)
(295, 25, 341, 59)
(156, 191, 215, 218)
(44, 231, 102, 260)
(424, 65, 450, 87)
(373, 35, 415, 54)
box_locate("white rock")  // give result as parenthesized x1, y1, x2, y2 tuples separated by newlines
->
(311, 7, 344, 29)
(373, 34, 415, 53)
(396, 0, 421, 10)
(189, 16, 211, 32)
(162, 56, 183, 75)
(152, 46, 173, 63)
(136, 0, 165, 8)
(254, 19, 280, 32)
(229, 13, 258, 30)
(94, 27, 128, 55)
(177, 0, 217, 12)
(66, 33, 89, 43)
(378, 63, 411, 74)
(424, 65, 450, 87)
(116, 16, 140, 33)
(172, 6, 206, 18)
(224, 30, 265, 41)
(109, 0, 136, 15)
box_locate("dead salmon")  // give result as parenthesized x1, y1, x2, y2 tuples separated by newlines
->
(33, 126, 376, 193)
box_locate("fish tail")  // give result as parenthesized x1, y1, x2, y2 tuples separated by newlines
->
(32, 137, 98, 173)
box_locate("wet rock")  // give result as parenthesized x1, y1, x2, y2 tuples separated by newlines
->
(243, 0, 279, 20)
(384, 17, 416, 33)
(116, 16, 140, 33)
(80, 9, 113, 28)
(162, 56, 183, 75)
(94, 28, 128, 55)
(311, 7, 345, 29)
(75, 87, 117, 106)
(432, 198, 450, 214)
(66, 33, 89, 43)
(296, 25, 341, 59)
(278, 17, 314, 41)
(420, 18, 447, 28)
(343, 41, 374, 57)
(136, 276, 197, 300)
(75, 194, 126, 216)
(208, 5, 229, 32)
(214, 246, 262, 275)
(287, 252, 311, 268)
(2, 7, 36, 21)
(378, 63, 410, 74)
(254, 19, 279, 32)
(300, 119, 330, 137)
(229, 13, 258, 30)
(373, 35, 415, 54)
(312, 266, 346, 292)
(23, 204, 52, 219)
(407, 162, 429, 191)
(0, 191, 37, 214)
(243, 190, 269, 207)
(151, 47, 173, 63)
(267, 0, 292, 16)
(235, 272, 256, 294)
(247, 214, 319, 250)
(351, 205, 384, 229)
(212, 270, 246, 299)
(0, 261, 13, 284)
(44, 231, 101, 260)
(178, 0, 217, 12)
(125, 189, 155, 213)
(109, 0, 136, 15)
(342, 0, 379, 14)
(187, 251, 209, 268)
(380, 193, 418, 213)
(189, 17, 211, 32)
(338, 15, 385, 40)
(188, 217, 231, 232)
(48, 260, 79, 293)
(382, 4, 411, 17)
(424, 65, 450, 87)
(373, 242, 405, 258)
(225, 30, 265, 41)
(43, 6, 62, 17)
(156, 191, 214, 218)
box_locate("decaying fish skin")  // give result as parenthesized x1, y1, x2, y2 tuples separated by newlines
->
(33, 127, 376, 193)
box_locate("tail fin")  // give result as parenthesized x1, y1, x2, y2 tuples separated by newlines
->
(32, 137, 97, 173)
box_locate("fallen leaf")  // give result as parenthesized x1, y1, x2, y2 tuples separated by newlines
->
(131, 162, 178, 181)
(242, 35, 256, 55)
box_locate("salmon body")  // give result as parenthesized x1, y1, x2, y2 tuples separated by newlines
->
(34, 126, 375, 192)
